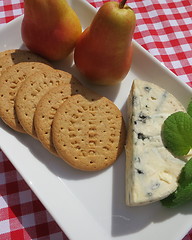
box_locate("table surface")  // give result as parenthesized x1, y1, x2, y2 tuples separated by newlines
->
(0, 0, 191, 239)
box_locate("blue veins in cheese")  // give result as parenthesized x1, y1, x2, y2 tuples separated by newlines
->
(125, 79, 186, 206)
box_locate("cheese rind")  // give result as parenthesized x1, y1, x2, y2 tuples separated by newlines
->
(125, 79, 186, 206)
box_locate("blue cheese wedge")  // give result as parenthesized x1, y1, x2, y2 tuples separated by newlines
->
(125, 79, 186, 206)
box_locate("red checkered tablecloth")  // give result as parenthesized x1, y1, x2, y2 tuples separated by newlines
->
(0, 0, 191, 239)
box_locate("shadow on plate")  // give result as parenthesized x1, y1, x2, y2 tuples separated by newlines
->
(0, 120, 103, 180)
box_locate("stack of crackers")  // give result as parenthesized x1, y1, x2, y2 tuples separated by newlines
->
(0, 49, 126, 171)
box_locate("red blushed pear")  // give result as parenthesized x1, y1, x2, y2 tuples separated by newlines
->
(21, 0, 82, 61)
(74, 0, 136, 85)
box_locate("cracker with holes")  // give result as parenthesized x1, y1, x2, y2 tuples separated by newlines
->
(52, 94, 126, 171)
(0, 49, 50, 74)
(0, 49, 16, 59)
(0, 62, 53, 132)
(34, 83, 88, 155)
(15, 69, 80, 138)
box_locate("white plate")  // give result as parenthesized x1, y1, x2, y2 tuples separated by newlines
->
(0, 0, 192, 240)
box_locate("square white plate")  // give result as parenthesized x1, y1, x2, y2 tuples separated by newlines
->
(0, 0, 192, 240)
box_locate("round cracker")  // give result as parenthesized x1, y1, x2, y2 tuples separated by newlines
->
(15, 69, 80, 138)
(34, 83, 88, 155)
(0, 62, 53, 132)
(52, 94, 126, 171)
(0, 49, 50, 74)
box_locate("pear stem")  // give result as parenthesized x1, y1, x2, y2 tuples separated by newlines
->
(119, 0, 127, 9)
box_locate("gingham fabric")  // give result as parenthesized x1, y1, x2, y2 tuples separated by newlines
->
(0, 0, 191, 239)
